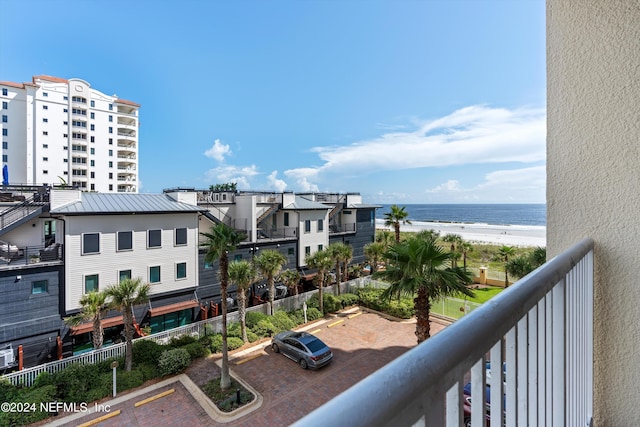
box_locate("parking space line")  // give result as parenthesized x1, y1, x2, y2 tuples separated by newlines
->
(327, 319, 344, 328)
(347, 312, 362, 319)
(236, 353, 265, 365)
(77, 410, 121, 427)
(309, 328, 322, 334)
(134, 388, 175, 407)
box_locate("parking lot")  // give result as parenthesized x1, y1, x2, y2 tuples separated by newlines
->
(50, 311, 447, 427)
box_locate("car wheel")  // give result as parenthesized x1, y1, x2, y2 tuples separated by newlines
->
(299, 359, 308, 369)
(463, 417, 471, 427)
(272, 343, 279, 353)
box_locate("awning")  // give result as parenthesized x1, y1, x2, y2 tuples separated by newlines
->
(70, 315, 124, 335)
(148, 300, 199, 317)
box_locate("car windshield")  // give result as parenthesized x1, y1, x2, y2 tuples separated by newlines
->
(304, 338, 326, 353)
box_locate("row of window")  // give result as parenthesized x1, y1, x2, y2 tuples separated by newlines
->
(83, 263, 188, 293)
(82, 228, 188, 255)
(304, 219, 324, 233)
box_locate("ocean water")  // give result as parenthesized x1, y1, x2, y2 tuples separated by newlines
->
(375, 204, 546, 227)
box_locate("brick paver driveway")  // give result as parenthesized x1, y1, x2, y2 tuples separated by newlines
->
(49, 312, 446, 427)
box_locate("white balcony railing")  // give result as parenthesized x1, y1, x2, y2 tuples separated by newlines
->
(294, 238, 594, 427)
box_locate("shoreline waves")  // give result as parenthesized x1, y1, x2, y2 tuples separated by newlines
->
(376, 219, 546, 247)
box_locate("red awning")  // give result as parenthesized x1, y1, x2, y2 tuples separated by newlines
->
(70, 315, 124, 335)
(148, 300, 199, 317)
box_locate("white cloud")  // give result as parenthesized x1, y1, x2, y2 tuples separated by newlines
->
(267, 171, 288, 192)
(426, 180, 463, 193)
(284, 168, 320, 192)
(204, 139, 231, 162)
(205, 165, 258, 189)
(285, 105, 545, 188)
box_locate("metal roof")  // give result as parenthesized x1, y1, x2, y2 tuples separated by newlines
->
(348, 203, 383, 209)
(283, 197, 332, 210)
(51, 193, 205, 215)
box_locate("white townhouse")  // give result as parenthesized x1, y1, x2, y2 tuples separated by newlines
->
(48, 190, 204, 314)
(0, 75, 140, 193)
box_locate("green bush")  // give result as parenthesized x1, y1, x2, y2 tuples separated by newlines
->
(199, 334, 214, 348)
(246, 330, 259, 343)
(137, 363, 160, 381)
(227, 322, 242, 338)
(289, 309, 306, 325)
(168, 334, 198, 348)
(115, 369, 145, 392)
(338, 293, 359, 307)
(182, 342, 210, 359)
(252, 319, 276, 337)
(245, 311, 268, 328)
(133, 339, 166, 366)
(227, 337, 245, 351)
(307, 293, 342, 314)
(0, 384, 56, 426)
(46, 362, 108, 402)
(356, 286, 414, 319)
(306, 307, 323, 321)
(270, 310, 296, 332)
(209, 334, 223, 353)
(158, 348, 192, 376)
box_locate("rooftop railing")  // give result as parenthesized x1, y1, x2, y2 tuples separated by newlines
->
(294, 238, 594, 427)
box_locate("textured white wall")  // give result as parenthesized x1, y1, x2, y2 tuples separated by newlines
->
(547, 1, 640, 424)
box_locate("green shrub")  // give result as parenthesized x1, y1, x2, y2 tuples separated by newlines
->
(246, 330, 259, 343)
(47, 362, 108, 402)
(199, 334, 214, 348)
(245, 311, 268, 328)
(270, 310, 296, 332)
(204, 323, 216, 336)
(227, 322, 242, 338)
(227, 337, 245, 351)
(289, 309, 306, 325)
(137, 363, 160, 381)
(0, 384, 56, 426)
(182, 342, 210, 359)
(338, 293, 359, 307)
(158, 348, 192, 376)
(307, 293, 342, 314)
(209, 334, 223, 353)
(306, 307, 323, 321)
(116, 369, 145, 392)
(133, 339, 166, 366)
(168, 334, 198, 348)
(252, 319, 276, 337)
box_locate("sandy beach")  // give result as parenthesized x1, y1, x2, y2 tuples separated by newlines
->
(376, 219, 546, 247)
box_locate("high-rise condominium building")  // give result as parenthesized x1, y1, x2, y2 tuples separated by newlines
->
(0, 75, 139, 192)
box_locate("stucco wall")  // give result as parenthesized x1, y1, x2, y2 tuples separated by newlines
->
(547, 1, 640, 424)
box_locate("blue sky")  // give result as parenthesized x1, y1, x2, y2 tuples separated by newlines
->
(1, 0, 546, 204)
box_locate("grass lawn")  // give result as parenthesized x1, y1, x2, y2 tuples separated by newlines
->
(466, 286, 504, 304)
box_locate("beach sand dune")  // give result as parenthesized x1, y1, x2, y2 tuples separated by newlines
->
(376, 219, 546, 247)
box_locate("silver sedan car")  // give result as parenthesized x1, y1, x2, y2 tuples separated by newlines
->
(271, 331, 333, 370)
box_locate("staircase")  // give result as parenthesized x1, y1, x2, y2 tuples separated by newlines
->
(0, 195, 49, 238)
(257, 203, 280, 226)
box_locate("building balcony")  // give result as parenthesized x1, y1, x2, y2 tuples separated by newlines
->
(295, 238, 594, 427)
(117, 154, 136, 160)
(117, 147, 136, 157)
(116, 117, 136, 127)
(0, 242, 63, 269)
(117, 140, 136, 149)
(117, 185, 136, 193)
(117, 165, 136, 172)
(329, 223, 356, 234)
(116, 105, 136, 115)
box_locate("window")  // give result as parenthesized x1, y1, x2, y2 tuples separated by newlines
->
(90, 100, 95, 107)
(63, 133, 68, 138)
(234, 254, 242, 261)
(2, 142, 7, 149)
(108, 172, 113, 179)
(2, 155, 7, 162)
(90, 160, 95, 166)
(119, 270, 131, 282)
(31, 280, 48, 294)
(108, 161, 113, 168)
(63, 108, 67, 113)
(42, 105, 48, 110)
(318, 219, 324, 231)
(82, 233, 100, 254)
(305, 246, 311, 255)
(84, 274, 99, 293)
(288, 247, 294, 255)
(108, 149, 113, 156)
(90, 136, 95, 142)
(109, 104, 113, 110)
(284, 212, 289, 226)
(42, 157, 48, 161)
(2, 101, 7, 109)
(109, 184, 113, 191)
(176, 262, 187, 280)
(42, 118, 48, 122)
(1, 115, 6, 123)
(304, 220, 311, 233)
(2, 88, 7, 96)
(90, 124, 95, 131)
(72, 96, 86, 103)
(108, 115, 113, 122)
(90, 171, 95, 178)
(148, 229, 161, 248)
(63, 96, 68, 100)
(2, 129, 6, 136)
(42, 131, 48, 136)
(43, 92, 48, 97)
(63, 159, 68, 162)
(149, 266, 161, 283)
(42, 144, 48, 148)
(43, 170, 48, 174)
(175, 228, 187, 245)
(90, 184, 95, 191)
(63, 121, 68, 126)
(109, 138, 113, 145)
(204, 260, 214, 269)
(318, 244, 323, 251)
(108, 126, 113, 134)
(90, 148, 95, 155)
(90, 112, 95, 119)
(117, 231, 133, 251)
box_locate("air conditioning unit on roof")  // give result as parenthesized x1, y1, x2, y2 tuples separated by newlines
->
(0, 348, 15, 369)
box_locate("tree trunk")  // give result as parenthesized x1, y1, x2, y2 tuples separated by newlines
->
(334, 261, 341, 296)
(238, 289, 248, 342)
(414, 287, 431, 344)
(268, 275, 275, 316)
(394, 223, 401, 242)
(123, 308, 134, 371)
(220, 255, 231, 390)
(92, 316, 104, 350)
(317, 271, 324, 314)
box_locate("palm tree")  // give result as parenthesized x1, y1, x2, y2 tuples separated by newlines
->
(506, 255, 533, 280)
(383, 205, 412, 243)
(530, 246, 547, 268)
(364, 242, 385, 275)
(498, 245, 516, 287)
(201, 223, 245, 390)
(64, 291, 109, 350)
(415, 229, 440, 244)
(104, 278, 150, 371)
(376, 230, 395, 247)
(377, 237, 474, 343)
(339, 243, 353, 288)
(228, 260, 257, 343)
(279, 269, 301, 296)
(327, 242, 352, 295)
(442, 234, 463, 268)
(253, 249, 287, 315)
(305, 248, 333, 314)
(461, 242, 474, 269)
